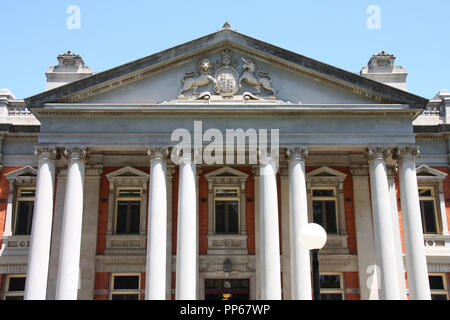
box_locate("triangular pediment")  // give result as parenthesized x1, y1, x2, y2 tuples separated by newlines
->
(5, 166, 38, 180)
(306, 167, 347, 181)
(205, 166, 249, 180)
(25, 28, 428, 109)
(106, 166, 149, 181)
(416, 165, 447, 181)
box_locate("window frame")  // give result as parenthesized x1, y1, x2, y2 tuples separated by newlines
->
(319, 272, 345, 300)
(416, 165, 449, 236)
(418, 186, 440, 235)
(14, 187, 36, 236)
(3, 274, 26, 300)
(109, 273, 141, 300)
(306, 167, 347, 236)
(114, 187, 143, 235)
(213, 186, 241, 235)
(204, 167, 249, 237)
(429, 273, 449, 300)
(311, 186, 338, 234)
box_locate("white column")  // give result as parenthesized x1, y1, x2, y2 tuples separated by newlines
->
(146, 147, 168, 300)
(24, 146, 57, 300)
(286, 147, 311, 300)
(387, 167, 407, 299)
(175, 149, 198, 300)
(395, 147, 431, 300)
(351, 164, 379, 300)
(3, 181, 15, 237)
(259, 151, 282, 300)
(55, 147, 87, 300)
(367, 147, 401, 300)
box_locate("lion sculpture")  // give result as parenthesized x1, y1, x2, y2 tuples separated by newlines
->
(179, 59, 217, 96)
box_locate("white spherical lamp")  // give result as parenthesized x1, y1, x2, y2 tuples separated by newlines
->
(299, 223, 327, 250)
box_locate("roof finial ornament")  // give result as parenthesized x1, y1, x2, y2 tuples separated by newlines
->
(222, 21, 231, 30)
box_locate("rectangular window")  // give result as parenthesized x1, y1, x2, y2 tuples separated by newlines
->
(115, 188, 142, 234)
(312, 187, 338, 234)
(429, 274, 448, 300)
(419, 187, 439, 234)
(319, 273, 344, 300)
(110, 274, 140, 300)
(3, 275, 26, 300)
(14, 188, 35, 235)
(214, 187, 240, 234)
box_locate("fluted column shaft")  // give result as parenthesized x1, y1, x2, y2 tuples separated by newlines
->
(24, 147, 57, 300)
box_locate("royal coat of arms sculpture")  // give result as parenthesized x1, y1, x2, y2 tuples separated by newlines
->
(178, 49, 277, 100)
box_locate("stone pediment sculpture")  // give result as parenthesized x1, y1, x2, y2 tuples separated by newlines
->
(178, 49, 277, 101)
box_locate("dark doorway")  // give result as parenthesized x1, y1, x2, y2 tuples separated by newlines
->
(204, 279, 250, 300)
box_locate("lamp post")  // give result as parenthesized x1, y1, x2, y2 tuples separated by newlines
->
(299, 223, 327, 300)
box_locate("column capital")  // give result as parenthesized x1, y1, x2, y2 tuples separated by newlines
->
(393, 146, 420, 161)
(285, 147, 308, 162)
(64, 147, 88, 161)
(258, 148, 279, 166)
(171, 146, 202, 165)
(35, 146, 58, 161)
(147, 146, 169, 162)
(365, 147, 391, 161)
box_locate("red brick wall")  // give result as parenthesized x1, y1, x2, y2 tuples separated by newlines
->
(0, 167, 23, 249)
(344, 271, 360, 300)
(93, 272, 109, 300)
(171, 271, 176, 300)
(140, 272, 146, 300)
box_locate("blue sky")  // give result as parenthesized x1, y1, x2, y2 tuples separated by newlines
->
(1, 0, 449, 99)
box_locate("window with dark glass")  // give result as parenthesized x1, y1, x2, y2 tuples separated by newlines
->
(110, 274, 140, 300)
(214, 187, 239, 234)
(14, 188, 35, 235)
(312, 188, 337, 234)
(419, 188, 439, 234)
(115, 189, 141, 234)
(319, 274, 343, 300)
(3, 275, 26, 300)
(429, 274, 448, 300)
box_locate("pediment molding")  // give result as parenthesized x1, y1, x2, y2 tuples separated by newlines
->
(52, 43, 393, 105)
(106, 166, 149, 187)
(205, 166, 249, 188)
(306, 166, 347, 183)
(416, 165, 447, 181)
(5, 166, 37, 184)
(205, 166, 248, 179)
(25, 29, 428, 109)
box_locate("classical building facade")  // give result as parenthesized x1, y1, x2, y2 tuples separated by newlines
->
(0, 25, 449, 300)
